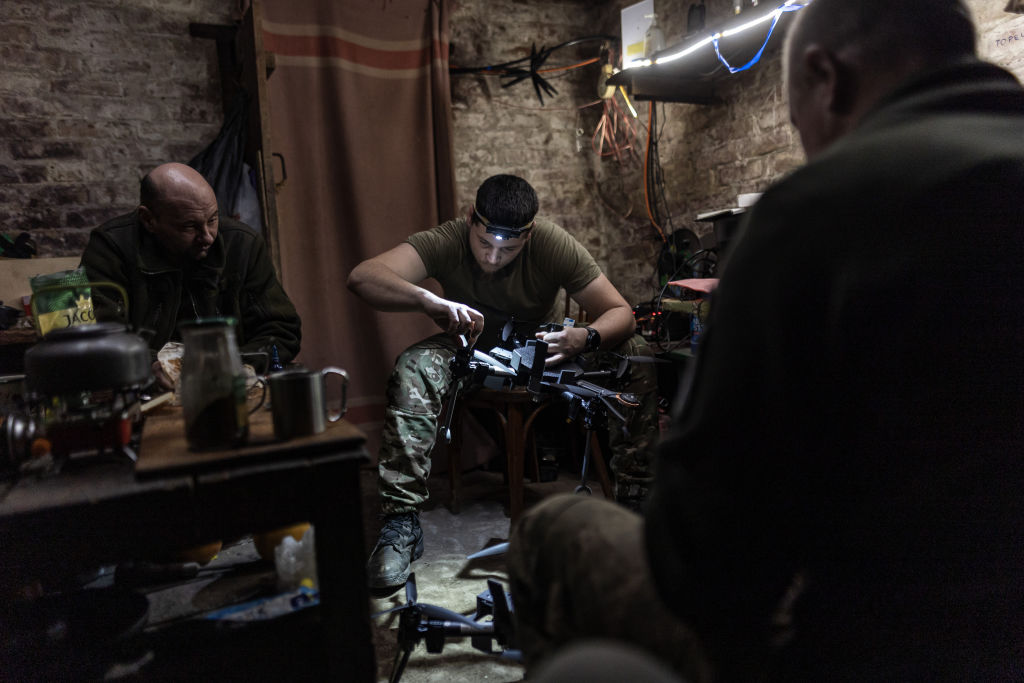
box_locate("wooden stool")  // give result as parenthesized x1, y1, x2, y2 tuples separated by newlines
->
(447, 387, 550, 522)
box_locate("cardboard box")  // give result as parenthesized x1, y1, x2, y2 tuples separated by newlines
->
(0, 257, 83, 310)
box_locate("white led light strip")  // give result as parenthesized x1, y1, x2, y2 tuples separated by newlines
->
(630, 0, 807, 69)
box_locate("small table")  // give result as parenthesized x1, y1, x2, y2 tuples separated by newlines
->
(0, 327, 37, 374)
(0, 406, 374, 680)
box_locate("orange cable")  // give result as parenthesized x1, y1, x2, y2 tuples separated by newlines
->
(538, 57, 600, 73)
(643, 104, 667, 243)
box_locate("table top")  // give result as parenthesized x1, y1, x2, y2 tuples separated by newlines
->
(136, 405, 366, 478)
(0, 408, 368, 586)
(0, 327, 37, 345)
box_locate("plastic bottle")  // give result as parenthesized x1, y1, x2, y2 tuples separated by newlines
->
(690, 303, 704, 352)
(274, 524, 318, 591)
(644, 14, 665, 59)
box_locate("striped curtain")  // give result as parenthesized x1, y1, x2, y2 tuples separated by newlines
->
(264, 0, 455, 455)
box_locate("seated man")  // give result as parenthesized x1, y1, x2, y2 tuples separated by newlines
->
(508, 1, 1024, 681)
(347, 174, 658, 589)
(80, 162, 301, 388)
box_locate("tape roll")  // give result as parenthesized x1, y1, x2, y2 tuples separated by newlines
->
(597, 63, 616, 99)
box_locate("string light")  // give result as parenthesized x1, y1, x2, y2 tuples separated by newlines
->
(630, 0, 808, 71)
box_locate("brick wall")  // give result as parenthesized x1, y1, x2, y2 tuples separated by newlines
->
(3, 0, 1022, 307)
(449, 0, 806, 306)
(0, 0, 235, 257)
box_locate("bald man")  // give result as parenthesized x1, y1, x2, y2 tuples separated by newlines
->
(81, 163, 301, 388)
(508, 1, 1024, 680)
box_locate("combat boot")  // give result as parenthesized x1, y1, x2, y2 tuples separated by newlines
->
(366, 512, 424, 588)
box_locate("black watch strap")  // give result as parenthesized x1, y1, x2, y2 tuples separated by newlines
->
(584, 326, 601, 352)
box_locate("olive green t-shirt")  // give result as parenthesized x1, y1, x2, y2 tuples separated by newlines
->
(406, 217, 602, 350)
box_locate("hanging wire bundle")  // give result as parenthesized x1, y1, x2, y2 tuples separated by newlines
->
(450, 35, 616, 106)
(591, 88, 641, 165)
(643, 103, 673, 244)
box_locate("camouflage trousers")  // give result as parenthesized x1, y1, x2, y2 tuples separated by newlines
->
(507, 494, 710, 682)
(377, 333, 660, 515)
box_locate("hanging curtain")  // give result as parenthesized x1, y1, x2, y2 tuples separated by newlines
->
(263, 0, 455, 454)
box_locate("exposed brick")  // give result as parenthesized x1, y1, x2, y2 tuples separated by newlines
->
(66, 207, 124, 230)
(17, 165, 48, 183)
(0, 120, 50, 140)
(2, 0, 1020, 288)
(10, 140, 82, 160)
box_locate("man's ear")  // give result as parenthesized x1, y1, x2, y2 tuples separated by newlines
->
(803, 44, 856, 116)
(139, 204, 156, 233)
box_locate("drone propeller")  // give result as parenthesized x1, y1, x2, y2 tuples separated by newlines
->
(501, 318, 515, 345)
(371, 572, 419, 619)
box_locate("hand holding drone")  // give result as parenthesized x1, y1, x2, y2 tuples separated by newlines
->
(438, 317, 642, 495)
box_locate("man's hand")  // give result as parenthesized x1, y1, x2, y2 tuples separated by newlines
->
(425, 294, 485, 346)
(537, 326, 588, 365)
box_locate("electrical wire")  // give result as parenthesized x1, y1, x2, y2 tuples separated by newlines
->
(642, 105, 667, 243)
(450, 35, 616, 105)
(591, 92, 640, 165)
(646, 249, 717, 353)
(539, 57, 600, 74)
(711, 2, 806, 73)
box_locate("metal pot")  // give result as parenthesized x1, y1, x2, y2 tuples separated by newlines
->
(23, 323, 151, 395)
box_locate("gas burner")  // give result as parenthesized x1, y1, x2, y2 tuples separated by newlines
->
(1, 323, 152, 474)
(38, 387, 143, 463)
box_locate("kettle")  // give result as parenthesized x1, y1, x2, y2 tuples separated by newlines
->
(23, 322, 151, 396)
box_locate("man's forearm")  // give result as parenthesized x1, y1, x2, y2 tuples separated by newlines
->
(585, 305, 636, 350)
(347, 261, 433, 313)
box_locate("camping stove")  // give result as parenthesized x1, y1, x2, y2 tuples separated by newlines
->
(12, 323, 151, 467)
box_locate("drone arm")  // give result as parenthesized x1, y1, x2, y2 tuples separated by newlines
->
(472, 350, 518, 377)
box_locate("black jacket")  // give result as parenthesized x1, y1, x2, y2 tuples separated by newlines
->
(646, 59, 1024, 681)
(80, 212, 301, 363)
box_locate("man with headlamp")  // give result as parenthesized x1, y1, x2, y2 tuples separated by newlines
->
(347, 174, 658, 590)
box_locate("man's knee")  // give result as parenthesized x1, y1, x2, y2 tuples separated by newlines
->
(531, 640, 686, 683)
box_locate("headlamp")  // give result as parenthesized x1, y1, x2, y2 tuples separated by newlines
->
(473, 207, 534, 240)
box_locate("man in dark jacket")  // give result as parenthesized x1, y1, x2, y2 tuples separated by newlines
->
(508, 1, 1024, 681)
(81, 163, 301, 388)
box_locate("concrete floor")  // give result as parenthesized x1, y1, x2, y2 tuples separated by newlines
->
(366, 461, 588, 683)
(9, 458, 586, 682)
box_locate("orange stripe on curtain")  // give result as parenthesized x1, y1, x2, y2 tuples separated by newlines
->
(265, 0, 455, 460)
(263, 31, 446, 72)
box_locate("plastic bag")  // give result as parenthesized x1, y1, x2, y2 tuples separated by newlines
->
(29, 267, 95, 337)
(274, 524, 318, 591)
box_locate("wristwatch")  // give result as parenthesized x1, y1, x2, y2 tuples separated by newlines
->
(583, 326, 601, 352)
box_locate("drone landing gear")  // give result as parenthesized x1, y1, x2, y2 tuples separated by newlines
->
(574, 427, 597, 496)
(374, 573, 518, 683)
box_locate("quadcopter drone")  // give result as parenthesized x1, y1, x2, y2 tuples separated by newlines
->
(373, 573, 518, 683)
(438, 317, 644, 494)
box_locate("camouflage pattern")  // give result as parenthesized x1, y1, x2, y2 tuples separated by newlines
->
(378, 333, 660, 514)
(507, 494, 711, 682)
(605, 334, 658, 509)
(378, 334, 459, 515)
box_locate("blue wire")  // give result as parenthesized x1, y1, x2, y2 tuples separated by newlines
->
(711, 3, 806, 74)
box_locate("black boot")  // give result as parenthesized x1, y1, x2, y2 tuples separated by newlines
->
(366, 512, 424, 589)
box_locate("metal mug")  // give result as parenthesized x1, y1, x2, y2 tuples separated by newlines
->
(268, 366, 349, 440)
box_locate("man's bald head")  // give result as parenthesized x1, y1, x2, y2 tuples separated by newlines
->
(784, 0, 977, 158)
(140, 163, 216, 216)
(138, 163, 220, 262)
